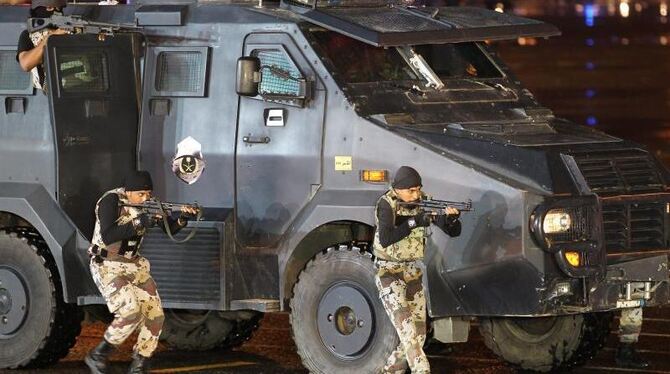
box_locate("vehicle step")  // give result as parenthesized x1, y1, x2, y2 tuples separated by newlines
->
(231, 299, 280, 312)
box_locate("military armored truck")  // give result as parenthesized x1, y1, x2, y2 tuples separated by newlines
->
(1, 1, 669, 372)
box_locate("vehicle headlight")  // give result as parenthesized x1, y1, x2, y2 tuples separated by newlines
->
(543, 209, 572, 234)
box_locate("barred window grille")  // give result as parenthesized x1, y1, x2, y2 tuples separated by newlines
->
(252, 49, 302, 96)
(0, 51, 31, 92)
(155, 51, 204, 93)
(58, 51, 109, 93)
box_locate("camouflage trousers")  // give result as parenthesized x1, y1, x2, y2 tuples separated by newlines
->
(375, 260, 430, 374)
(618, 307, 643, 344)
(90, 256, 165, 357)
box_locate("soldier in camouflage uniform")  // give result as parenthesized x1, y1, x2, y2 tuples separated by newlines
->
(616, 307, 648, 368)
(85, 171, 197, 374)
(373, 166, 461, 374)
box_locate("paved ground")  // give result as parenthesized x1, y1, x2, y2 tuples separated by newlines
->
(3, 307, 670, 374)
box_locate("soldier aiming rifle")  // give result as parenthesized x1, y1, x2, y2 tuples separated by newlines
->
(373, 166, 464, 373)
(16, 0, 68, 91)
(86, 171, 198, 374)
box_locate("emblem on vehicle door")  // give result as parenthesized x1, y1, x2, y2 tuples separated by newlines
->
(171, 136, 206, 184)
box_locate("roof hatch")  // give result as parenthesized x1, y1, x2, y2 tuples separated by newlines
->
(283, 0, 560, 47)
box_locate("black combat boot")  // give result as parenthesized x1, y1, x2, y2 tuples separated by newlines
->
(84, 339, 116, 374)
(615, 343, 650, 369)
(127, 352, 150, 374)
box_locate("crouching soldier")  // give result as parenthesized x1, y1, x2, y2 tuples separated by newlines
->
(373, 166, 462, 374)
(85, 171, 198, 374)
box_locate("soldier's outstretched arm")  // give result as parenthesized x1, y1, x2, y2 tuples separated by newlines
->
(158, 205, 197, 235)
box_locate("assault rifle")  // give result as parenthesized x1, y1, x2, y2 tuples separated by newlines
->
(123, 199, 201, 217)
(27, 14, 141, 37)
(398, 198, 473, 215)
(121, 198, 201, 243)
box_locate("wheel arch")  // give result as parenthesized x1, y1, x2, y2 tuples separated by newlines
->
(279, 202, 377, 310)
(0, 182, 93, 303)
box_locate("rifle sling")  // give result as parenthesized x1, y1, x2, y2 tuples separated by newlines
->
(156, 200, 201, 243)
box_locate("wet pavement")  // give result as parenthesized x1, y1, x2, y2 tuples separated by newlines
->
(3, 308, 670, 373)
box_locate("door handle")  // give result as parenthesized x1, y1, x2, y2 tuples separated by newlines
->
(242, 135, 270, 144)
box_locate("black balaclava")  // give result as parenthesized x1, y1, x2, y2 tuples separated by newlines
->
(392, 166, 422, 189)
(124, 171, 154, 192)
(31, 6, 64, 18)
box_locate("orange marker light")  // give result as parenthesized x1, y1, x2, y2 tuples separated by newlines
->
(565, 251, 581, 267)
(360, 170, 388, 183)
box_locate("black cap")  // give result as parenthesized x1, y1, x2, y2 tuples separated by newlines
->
(392, 166, 422, 189)
(31, 0, 67, 9)
(124, 171, 153, 192)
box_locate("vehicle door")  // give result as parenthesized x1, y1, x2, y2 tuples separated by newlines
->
(0, 44, 56, 194)
(236, 33, 325, 248)
(45, 33, 141, 239)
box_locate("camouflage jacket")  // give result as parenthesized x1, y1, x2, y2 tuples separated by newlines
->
(373, 188, 427, 262)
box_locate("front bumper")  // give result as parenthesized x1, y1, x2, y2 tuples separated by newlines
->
(585, 254, 669, 312)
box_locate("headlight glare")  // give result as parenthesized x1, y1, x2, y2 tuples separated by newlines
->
(543, 209, 572, 234)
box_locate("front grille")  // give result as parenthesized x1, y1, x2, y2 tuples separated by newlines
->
(602, 202, 667, 254)
(141, 227, 221, 305)
(571, 149, 665, 196)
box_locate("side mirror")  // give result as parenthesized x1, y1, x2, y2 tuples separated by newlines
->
(236, 57, 261, 97)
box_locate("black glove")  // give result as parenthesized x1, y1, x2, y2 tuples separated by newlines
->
(446, 209, 461, 222)
(132, 214, 156, 231)
(177, 214, 189, 226)
(408, 213, 431, 229)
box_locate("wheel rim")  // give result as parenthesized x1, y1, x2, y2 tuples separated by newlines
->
(317, 281, 375, 359)
(0, 267, 29, 338)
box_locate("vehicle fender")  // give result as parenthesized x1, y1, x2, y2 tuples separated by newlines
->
(0, 182, 95, 302)
(278, 189, 380, 307)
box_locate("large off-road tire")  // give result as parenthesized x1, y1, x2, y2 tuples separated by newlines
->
(0, 228, 83, 369)
(479, 312, 612, 372)
(290, 245, 399, 374)
(160, 309, 262, 351)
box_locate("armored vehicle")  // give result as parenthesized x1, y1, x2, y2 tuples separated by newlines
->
(1, 1, 669, 372)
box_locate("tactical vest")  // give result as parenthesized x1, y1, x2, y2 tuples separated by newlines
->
(373, 188, 427, 262)
(28, 30, 49, 92)
(91, 188, 145, 260)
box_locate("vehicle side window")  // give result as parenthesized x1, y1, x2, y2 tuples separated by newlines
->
(252, 49, 303, 97)
(151, 47, 209, 97)
(57, 50, 110, 93)
(0, 49, 32, 94)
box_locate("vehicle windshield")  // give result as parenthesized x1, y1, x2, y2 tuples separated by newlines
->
(309, 30, 503, 84)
